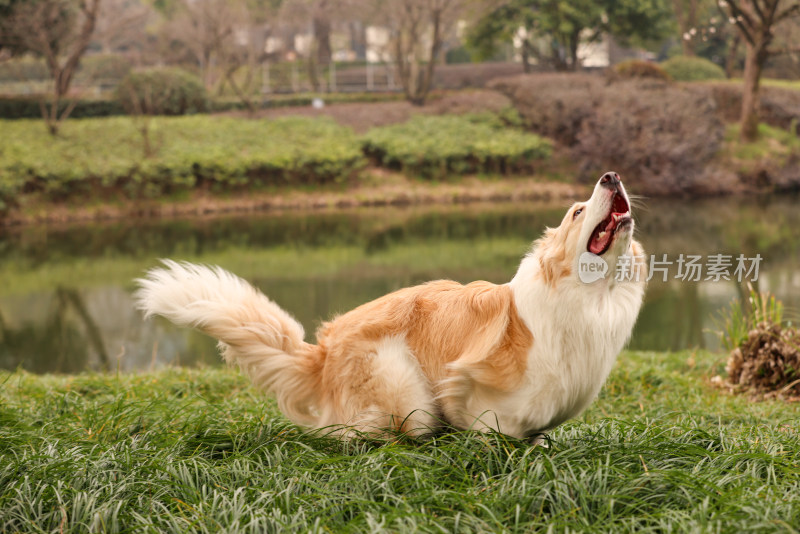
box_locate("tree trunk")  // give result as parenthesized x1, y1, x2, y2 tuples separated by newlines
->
(412, 6, 443, 107)
(725, 32, 741, 78)
(568, 31, 580, 71)
(521, 41, 531, 73)
(740, 40, 766, 142)
(313, 13, 332, 66)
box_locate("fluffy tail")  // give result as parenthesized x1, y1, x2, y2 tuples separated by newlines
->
(134, 260, 321, 426)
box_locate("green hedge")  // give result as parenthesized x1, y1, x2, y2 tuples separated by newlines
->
(0, 91, 407, 119)
(362, 114, 552, 178)
(0, 116, 364, 211)
(0, 97, 126, 119)
(661, 56, 726, 81)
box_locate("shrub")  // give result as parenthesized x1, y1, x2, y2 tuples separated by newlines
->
(489, 73, 604, 146)
(613, 60, 671, 81)
(573, 80, 733, 195)
(661, 56, 725, 81)
(362, 115, 552, 178)
(116, 68, 208, 116)
(491, 74, 736, 195)
(0, 116, 364, 209)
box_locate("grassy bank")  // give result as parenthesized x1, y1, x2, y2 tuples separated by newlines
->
(0, 113, 552, 217)
(1, 350, 798, 532)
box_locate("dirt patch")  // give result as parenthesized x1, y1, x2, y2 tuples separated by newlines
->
(3, 171, 586, 227)
(218, 90, 513, 133)
(724, 323, 800, 400)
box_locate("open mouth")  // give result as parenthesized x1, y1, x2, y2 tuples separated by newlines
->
(588, 192, 632, 255)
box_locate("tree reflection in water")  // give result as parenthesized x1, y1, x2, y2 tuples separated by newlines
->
(1, 195, 798, 373)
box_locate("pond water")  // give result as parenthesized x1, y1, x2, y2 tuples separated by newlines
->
(1, 195, 798, 374)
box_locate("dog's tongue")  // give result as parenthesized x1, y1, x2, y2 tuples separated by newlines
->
(589, 232, 611, 255)
(589, 215, 621, 255)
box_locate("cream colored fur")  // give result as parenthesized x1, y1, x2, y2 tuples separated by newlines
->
(135, 177, 647, 439)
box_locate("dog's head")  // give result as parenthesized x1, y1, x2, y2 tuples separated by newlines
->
(534, 172, 641, 286)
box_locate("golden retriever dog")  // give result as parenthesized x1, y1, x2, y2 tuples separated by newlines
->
(135, 172, 646, 440)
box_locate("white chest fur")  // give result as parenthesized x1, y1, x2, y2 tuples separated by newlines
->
(497, 261, 646, 437)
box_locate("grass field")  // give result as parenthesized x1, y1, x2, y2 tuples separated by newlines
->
(1, 350, 798, 532)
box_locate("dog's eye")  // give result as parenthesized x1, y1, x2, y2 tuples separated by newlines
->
(573, 208, 583, 220)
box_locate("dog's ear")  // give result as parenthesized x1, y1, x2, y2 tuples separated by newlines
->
(536, 229, 571, 286)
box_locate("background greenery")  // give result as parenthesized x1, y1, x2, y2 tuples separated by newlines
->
(362, 114, 552, 178)
(0, 113, 553, 213)
(0, 116, 365, 208)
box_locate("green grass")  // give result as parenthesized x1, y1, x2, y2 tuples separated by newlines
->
(1, 350, 799, 532)
(722, 122, 800, 168)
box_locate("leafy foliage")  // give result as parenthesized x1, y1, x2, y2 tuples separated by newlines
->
(0, 116, 365, 210)
(467, 0, 673, 71)
(361, 115, 552, 178)
(116, 67, 208, 116)
(661, 55, 726, 81)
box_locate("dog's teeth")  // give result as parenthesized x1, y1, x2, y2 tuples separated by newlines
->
(598, 231, 607, 239)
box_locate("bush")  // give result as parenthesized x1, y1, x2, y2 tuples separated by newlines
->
(0, 116, 364, 209)
(116, 68, 208, 116)
(661, 56, 726, 81)
(489, 74, 605, 146)
(362, 115, 552, 178)
(613, 60, 671, 81)
(491, 74, 736, 195)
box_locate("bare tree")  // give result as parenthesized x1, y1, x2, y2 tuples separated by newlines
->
(219, 20, 273, 115)
(719, 0, 800, 141)
(385, 0, 463, 106)
(163, 0, 241, 90)
(94, 0, 154, 56)
(1, 0, 102, 135)
(278, 0, 335, 91)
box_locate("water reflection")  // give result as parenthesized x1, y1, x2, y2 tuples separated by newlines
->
(1, 195, 798, 373)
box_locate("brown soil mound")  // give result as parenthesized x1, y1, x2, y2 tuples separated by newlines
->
(726, 322, 800, 398)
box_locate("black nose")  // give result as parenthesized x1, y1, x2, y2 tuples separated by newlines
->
(599, 172, 620, 190)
